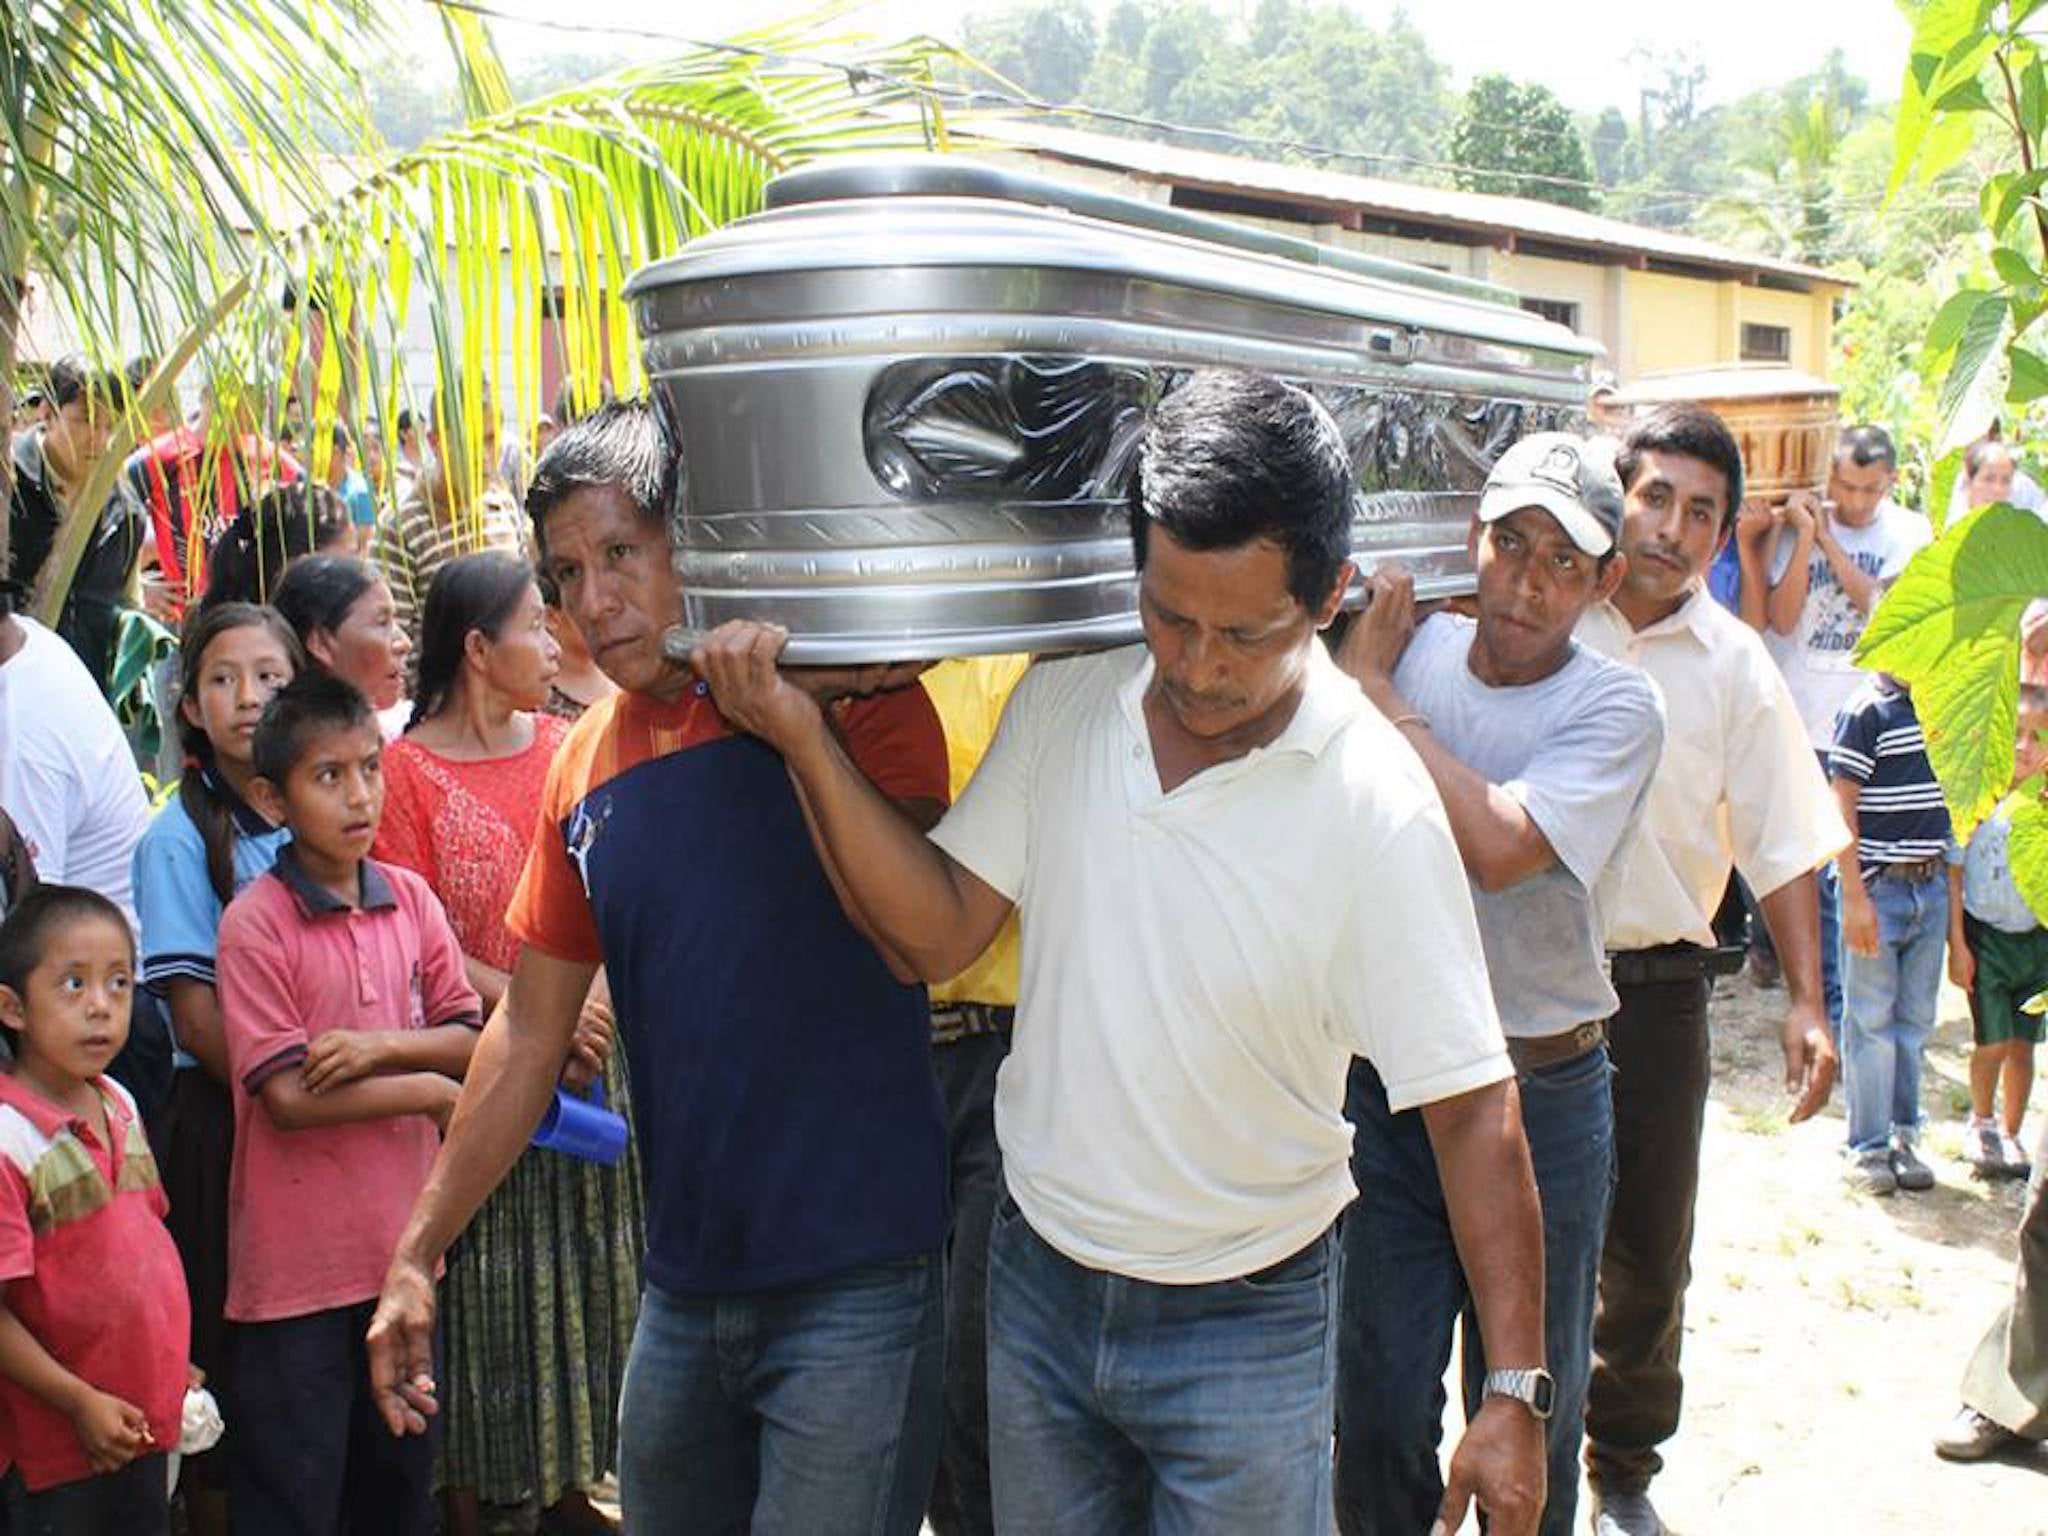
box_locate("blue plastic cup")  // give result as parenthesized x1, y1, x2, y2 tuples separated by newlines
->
(532, 1081, 628, 1164)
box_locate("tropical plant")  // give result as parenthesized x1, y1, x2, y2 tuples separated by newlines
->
(1856, 0, 2048, 905)
(4, 1, 947, 626)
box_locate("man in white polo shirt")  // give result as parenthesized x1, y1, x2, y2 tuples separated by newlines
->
(1335, 432, 1664, 1536)
(1577, 403, 1846, 1536)
(696, 370, 1550, 1536)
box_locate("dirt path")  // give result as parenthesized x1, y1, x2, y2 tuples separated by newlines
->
(1591, 968, 2047, 1535)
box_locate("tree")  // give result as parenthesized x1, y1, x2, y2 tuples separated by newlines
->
(4, 4, 944, 623)
(1449, 74, 1598, 211)
(1589, 106, 1634, 188)
(961, 0, 1098, 104)
(1854, 0, 2048, 920)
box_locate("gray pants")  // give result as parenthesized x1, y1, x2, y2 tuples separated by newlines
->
(1963, 1117, 2048, 1435)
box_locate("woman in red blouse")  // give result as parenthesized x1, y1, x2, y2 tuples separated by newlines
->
(373, 552, 641, 1536)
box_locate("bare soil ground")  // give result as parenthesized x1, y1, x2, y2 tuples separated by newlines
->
(1553, 968, 2048, 1536)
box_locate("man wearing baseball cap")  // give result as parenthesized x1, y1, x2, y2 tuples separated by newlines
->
(1334, 432, 1667, 1536)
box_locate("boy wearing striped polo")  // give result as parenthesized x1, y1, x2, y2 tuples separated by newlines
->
(1831, 673, 1955, 1194)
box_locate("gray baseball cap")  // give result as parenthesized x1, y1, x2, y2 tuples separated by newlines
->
(1478, 432, 1625, 556)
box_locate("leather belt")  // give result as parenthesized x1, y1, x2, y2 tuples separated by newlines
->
(1610, 942, 1746, 986)
(1871, 855, 1946, 885)
(929, 1001, 1015, 1046)
(1506, 1021, 1606, 1075)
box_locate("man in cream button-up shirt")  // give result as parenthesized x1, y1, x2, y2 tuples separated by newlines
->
(1576, 404, 1849, 1536)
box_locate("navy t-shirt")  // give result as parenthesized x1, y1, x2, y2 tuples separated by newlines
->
(509, 681, 950, 1293)
(1828, 677, 1953, 877)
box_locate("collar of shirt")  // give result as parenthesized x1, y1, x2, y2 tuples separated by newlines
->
(1588, 586, 1716, 653)
(271, 845, 398, 917)
(200, 766, 279, 839)
(1114, 641, 1357, 774)
(0, 1073, 131, 1153)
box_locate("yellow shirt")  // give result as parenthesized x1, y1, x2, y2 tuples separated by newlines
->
(923, 654, 1030, 1007)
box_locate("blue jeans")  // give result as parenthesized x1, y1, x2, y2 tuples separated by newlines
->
(1335, 1049, 1616, 1536)
(1819, 859, 1845, 1038)
(1840, 872, 1949, 1154)
(986, 1193, 1340, 1534)
(616, 1258, 943, 1535)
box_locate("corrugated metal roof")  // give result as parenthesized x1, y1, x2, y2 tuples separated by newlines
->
(960, 117, 1852, 290)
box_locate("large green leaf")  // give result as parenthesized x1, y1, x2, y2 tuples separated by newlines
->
(1858, 504, 2048, 839)
(2008, 793, 2048, 926)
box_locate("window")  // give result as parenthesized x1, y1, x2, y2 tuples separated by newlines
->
(1741, 322, 1792, 362)
(1520, 297, 1580, 330)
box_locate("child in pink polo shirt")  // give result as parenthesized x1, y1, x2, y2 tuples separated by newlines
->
(215, 674, 480, 1536)
(0, 885, 191, 1535)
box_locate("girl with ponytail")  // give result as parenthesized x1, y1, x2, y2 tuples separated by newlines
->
(200, 483, 352, 610)
(130, 601, 302, 1536)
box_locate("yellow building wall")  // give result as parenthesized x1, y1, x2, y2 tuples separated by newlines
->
(1735, 286, 1835, 376)
(1486, 252, 1625, 372)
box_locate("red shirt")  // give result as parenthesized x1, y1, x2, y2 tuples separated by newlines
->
(216, 851, 480, 1322)
(0, 1074, 188, 1491)
(374, 714, 570, 970)
(124, 425, 300, 614)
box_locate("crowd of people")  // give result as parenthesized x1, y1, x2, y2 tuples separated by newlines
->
(0, 358, 2045, 1536)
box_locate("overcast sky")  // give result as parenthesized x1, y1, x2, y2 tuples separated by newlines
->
(464, 0, 1913, 114)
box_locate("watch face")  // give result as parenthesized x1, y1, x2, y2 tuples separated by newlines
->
(1531, 1371, 1557, 1417)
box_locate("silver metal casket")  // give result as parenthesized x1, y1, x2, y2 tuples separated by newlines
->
(625, 155, 1600, 664)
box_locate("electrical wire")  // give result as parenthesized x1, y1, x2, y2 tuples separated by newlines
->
(417, 0, 1989, 226)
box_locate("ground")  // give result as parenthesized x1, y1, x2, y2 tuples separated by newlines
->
(1543, 967, 2047, 1536)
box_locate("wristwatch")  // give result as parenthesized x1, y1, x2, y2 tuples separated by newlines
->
(1483, 1366, 1556, 1421)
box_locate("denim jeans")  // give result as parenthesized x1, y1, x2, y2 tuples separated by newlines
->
(928, 1028, 1011, 1536)
(1840, 871, 1949, 1154)
(1819, 859, 1845, 1038)
(616, 1258, 943, 1535)
(986, 1193, 1340, 1535)
(1335, 1048, 1616, 1536)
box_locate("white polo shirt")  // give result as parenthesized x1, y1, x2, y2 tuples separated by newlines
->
(1580, 590, 1849, 951)
(930, 643, 1510, 1285)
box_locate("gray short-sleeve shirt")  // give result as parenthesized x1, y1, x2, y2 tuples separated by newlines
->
(1395, 613, 1666, 1038)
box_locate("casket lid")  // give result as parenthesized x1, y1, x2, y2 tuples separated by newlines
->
(624, 154, 1598, 380)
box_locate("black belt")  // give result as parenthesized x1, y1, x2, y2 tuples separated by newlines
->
(1871, 856, 1946, 886)
(929, 1001, 1014, 1046)
(1610, 942, 1746, 987)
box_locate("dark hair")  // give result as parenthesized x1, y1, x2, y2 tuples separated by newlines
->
(410, 552, 537, 729)
(271, 553, 380, 657)
(525, 397, 676, 550)
(1966, 436, 2017, 480)
(396, 407, 417, 436)
(43, 354, 113, 413)
(203, 485, 352, 609)
(1616, 403, 1746, 532)
(174, 604, 304, 905)
(252, 672, 375, 785)
(1836, 425, 1897, 472)
(332, 422, 354, 453)
(0, 884, 134, 1045)
(1130, 371, 1353, 610)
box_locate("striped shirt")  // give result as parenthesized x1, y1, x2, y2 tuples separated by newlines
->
(0, 1074, 188, 1489)
(1829, 678, 1953, 876)
(370, 478, 531, 645)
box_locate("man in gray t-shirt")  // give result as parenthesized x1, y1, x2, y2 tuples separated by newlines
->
(1333, 433, 1665, 1536)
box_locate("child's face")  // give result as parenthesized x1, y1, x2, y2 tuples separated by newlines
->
(258, 720, 387, 868)
(2018, 708, 2048, 783)
(183, 625, 296, 769)
(0, 916, 134, 1084)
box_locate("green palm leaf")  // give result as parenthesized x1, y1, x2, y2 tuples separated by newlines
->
(7, 2, 949, 626)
